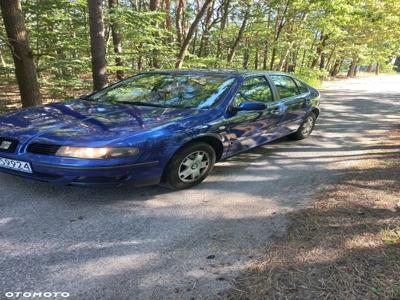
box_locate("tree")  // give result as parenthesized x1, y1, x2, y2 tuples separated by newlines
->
(149, 0, 160, 68)
(0, 0, 41, 107)
(109, 0, 124, 80)
(88, 0, 107, 90)
(227, 3, 251, 63)
(175, 0, 213, 68)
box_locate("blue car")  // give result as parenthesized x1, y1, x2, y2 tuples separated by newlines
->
(0, 69, 320, 189)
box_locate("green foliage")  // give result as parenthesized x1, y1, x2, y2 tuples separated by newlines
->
(1, 0, 399, 101)
(295, 68, 329, 88)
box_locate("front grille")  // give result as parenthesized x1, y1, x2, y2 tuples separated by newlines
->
(27, 143, 61, 155)
(0, 137, 19, 153)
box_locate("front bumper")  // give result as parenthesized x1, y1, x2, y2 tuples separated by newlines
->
(0, 156, 162, 187)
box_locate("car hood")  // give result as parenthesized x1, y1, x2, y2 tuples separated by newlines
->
(0, 99, 202, 146)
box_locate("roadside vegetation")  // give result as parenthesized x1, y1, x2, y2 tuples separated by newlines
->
(224, 130, 400, 299)
(0, 0, 400, 111)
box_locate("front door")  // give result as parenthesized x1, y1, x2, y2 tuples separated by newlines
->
(224, 76, 285, 155)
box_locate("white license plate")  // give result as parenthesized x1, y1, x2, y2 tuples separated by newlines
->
(0, 157, 32, 173)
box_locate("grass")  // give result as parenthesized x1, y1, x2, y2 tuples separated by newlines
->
(223, 130, 400, 300)
(381, 227, 400, 245)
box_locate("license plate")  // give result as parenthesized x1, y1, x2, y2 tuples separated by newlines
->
(0, 157, 32, 173)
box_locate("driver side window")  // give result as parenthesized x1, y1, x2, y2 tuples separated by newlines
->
(233, 77, 274, 107)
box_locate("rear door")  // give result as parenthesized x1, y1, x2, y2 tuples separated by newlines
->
(268, 74, 306, 132)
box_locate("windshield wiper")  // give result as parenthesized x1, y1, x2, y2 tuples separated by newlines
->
(79, 95, 94, 101)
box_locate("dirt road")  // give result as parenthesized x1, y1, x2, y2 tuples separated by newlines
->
(0, 75, 399, 299)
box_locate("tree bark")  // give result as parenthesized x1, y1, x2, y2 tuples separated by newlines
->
(88, 0, 108, 90)
(0, 48, 6, 67)
(198, 0, 214, 57)
(216, 0, 230, 59)
(375, 62, 380, 75)
(0, 0, 42, 107)
(164, 0, 172, 32)
(270, 0, 289, 70)
(347, 60, 356, 77)
(149, 0, 160, 68)
(175, 0, 185, 47)
(108, 0, 124, 80)
(311, 32, 328, 69)
(149, 0, 158, 10)
(262, 8, 272, 70)
(227, 3, 250, 63)
(175, 0, 213, 68)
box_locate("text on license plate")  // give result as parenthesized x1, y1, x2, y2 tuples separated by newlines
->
(0, 157, 33, 173)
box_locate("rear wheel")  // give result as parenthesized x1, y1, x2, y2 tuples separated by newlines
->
(289, 112, 316, 140)
(163, 142, 216, 190)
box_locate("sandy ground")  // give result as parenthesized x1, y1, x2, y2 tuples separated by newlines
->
(0, 75, 399, 299)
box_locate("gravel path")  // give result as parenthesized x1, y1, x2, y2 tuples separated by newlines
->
(0, 75, 399, 299)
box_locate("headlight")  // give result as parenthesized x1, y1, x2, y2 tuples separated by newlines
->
(55, 146, 139, 159)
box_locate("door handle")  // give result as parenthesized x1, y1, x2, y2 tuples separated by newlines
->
(270, 108, 281, 115)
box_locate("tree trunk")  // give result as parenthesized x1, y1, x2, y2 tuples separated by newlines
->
(216, 0, 230, 59)
(0, 0, 42, 107)
(175, 0, 212, 68)
(311, 32, 328, 69)
(242, 49, 249, 69)
(330, 60, 338, 76)
(367, 63, 372, 72)
(331, 59, 343, 77)
(227, 4, 250, 63)
(325, 45, 336, 71)
(175, 0, 185, 47)
(88, 0, 108, 91)
(164, 0, 172, 33)
(0, 48, 6, 67)
(198, 0, 214, 57)
(149, 0, 158, 10)
(347, 60, 356, 77)
(149, 0, 160, 68)
(108, 0, 124, 80)
(375, 62, 380, 75)
(270, 0, 289, 70)
(254, 48, 259, 70)
(278, 43, 293, 71)
(262, 8, 271, 70)
(262, 41, 269, 70)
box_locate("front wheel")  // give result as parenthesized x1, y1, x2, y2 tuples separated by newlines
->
(289, 112, 316, 140)
(163, 142, 216, 190)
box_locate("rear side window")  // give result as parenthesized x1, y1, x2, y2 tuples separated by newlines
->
(270, 75, 299, 99)
(294, 78, 309, 94)
(233, 76, 274, 106)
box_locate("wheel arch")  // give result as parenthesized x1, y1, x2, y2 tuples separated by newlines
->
(179, 135, 224, 161)
(311, 107, 320, 118)
(161, 134, 224, 184)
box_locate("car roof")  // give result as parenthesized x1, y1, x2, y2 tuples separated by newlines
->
(150, 68, 294, 79)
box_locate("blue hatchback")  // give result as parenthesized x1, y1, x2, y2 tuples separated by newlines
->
(0, 69, 320, 189)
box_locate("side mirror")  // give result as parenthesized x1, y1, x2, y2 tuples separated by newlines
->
(235, 101, 267, 111)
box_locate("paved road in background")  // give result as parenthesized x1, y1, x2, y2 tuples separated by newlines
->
(1, 75, 399, 299)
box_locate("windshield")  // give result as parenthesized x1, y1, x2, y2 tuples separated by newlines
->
(88, 73, 235, 109)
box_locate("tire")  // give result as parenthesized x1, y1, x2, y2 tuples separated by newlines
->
(288, 112, 316, 140)
(163, 142, 216, 190)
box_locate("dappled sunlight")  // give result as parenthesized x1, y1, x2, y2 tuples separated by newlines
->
(0, 76, 400, 297)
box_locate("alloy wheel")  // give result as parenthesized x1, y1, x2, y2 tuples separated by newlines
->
(301, 116, 314, 136)
(178, 151, 210, 183)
